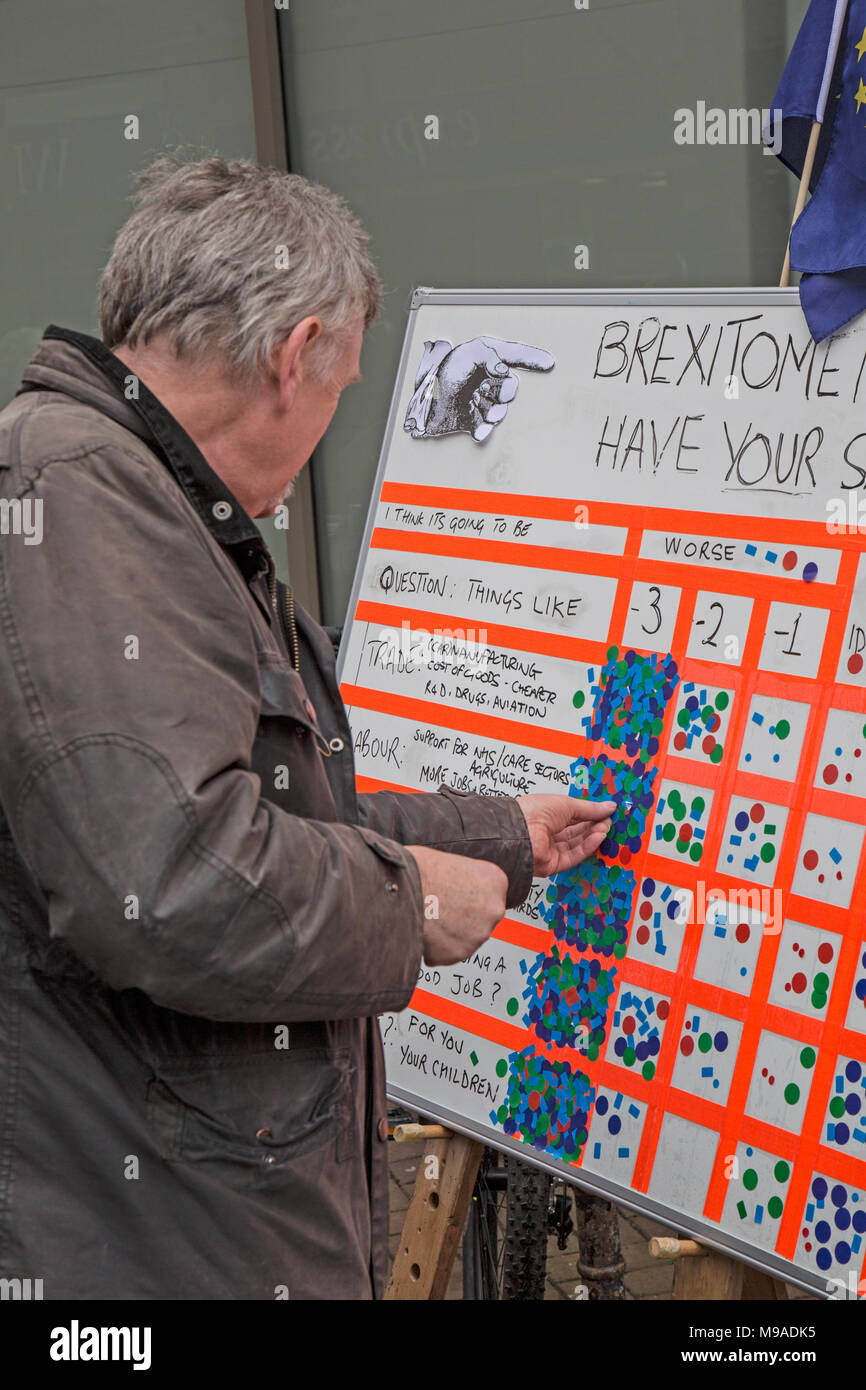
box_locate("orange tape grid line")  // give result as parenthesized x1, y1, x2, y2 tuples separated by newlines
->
(377, 482, 864, 548)
(370, 526, 842, 611)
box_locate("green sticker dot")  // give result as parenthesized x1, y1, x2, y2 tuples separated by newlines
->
(692, 797, 706, 815)
(701, 706, 714, 723)
(642, 1061, 655, 1081)
(613, 943, 627, 960)
(572, 691, 585, 708)
(662, 823, 676, 842)
(800, 1047, 816, 1069)
(710, 745, 724, 764)
(830, 1096, 846, 1118)
(698, 1032, 713, 1053)
(767, 1196, 784, 1220)
(775, 720, 790, 740)
(623, 1047, 636, 1068)
(743, 1168, 758, 1191)
(678, 710, 691, 729)
(607, 646, 619, 662)
(773, 1161, 790, 1183)
(811, 992, 827, 1010)
(506, 998, 519, 1017)
(689, 843, 703, 863)
(760, 844, 776, 863)
(587, 1043, 599, 1062)
(784, 1083, 800, 1105)
(497, 1105, 508, 1123)
(673, 803, 686, 822)
(715, 692, 729, 710)
(496, 1059, 507, 1078)
(814, 973, 829, 992)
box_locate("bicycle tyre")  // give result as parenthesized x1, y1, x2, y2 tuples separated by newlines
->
(500, 1154, 550, 1300)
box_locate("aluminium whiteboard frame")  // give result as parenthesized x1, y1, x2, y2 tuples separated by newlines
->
(337, 286, 836, 1298)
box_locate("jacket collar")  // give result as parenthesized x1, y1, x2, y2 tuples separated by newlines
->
(19, 325, 270, 583)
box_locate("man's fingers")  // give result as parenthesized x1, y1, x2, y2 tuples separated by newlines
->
(481, 338, 556, 372)
(551, 798, 616, 832)
(553, 818, 612, 848)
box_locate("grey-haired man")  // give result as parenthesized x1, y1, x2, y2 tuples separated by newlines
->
(0, 156, 613, 1299)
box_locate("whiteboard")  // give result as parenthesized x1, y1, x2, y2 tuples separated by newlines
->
(337, 288, 866, 1298)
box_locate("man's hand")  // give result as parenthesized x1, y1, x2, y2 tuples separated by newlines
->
(516, 794, 617, 878)
(406, 845, 508, 966)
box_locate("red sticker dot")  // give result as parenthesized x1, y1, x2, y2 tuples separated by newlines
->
(823, 764, 839, 785)
(803, 850, 819, 871)
(750, 803, 765, 823)
(782, 551, 798, 571)
(656, 1000, 670, 1020)
(735, 923, 751, 944)
(792, 973, 807, 994)
(817, 943, 834, 964)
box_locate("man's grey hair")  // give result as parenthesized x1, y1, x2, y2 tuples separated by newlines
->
(98, 155, 381, 383)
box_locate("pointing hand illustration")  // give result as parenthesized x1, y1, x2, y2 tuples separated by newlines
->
(403, 336, 555, 443)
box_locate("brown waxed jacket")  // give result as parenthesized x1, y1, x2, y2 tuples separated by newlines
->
(0, 327, 533, 1300)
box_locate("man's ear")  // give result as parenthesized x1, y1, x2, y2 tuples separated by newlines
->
(270, 317, 323, 409)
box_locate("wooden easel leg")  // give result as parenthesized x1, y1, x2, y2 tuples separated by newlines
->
(672, 1246, 745, 1300)
(651, 1236, 793, 1300)
(740, 1266, 792, 1300)
(385, 1129, 485, 1300)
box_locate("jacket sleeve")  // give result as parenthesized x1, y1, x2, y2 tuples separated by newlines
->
(356, 787, 534, 910)
(0, 437, 424, 1022)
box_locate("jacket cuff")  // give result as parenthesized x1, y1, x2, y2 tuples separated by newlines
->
(436, 786, 534, 910)
(355, 827, 426, 1011)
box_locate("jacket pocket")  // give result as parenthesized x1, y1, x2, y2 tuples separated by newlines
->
(144, 1048, 354, 1170)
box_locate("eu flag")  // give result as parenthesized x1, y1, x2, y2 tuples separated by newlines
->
(767, 0, 866, 340)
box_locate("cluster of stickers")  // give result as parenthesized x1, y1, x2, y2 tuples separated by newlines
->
(489, 618, 866, 1289)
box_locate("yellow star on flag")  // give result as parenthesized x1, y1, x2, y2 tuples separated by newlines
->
(857, 77, 866, 113)
(857, 25, 866, 62)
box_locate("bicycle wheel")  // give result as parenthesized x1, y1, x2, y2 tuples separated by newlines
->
(463, 1150, 551, 1299)
(500, 1153, 550, 1300)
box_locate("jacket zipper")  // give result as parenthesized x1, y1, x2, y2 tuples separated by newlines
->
(266, 558, 333, 759)
(267, 559, 300, 673)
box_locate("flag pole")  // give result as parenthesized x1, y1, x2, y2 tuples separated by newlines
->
(780, 0, 851, 287)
